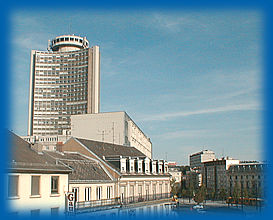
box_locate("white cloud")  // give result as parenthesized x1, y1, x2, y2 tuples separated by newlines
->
(12, 34, 47, 51)
(138, 102, 261, 122)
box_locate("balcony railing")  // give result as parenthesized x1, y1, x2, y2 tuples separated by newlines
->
(121, 193, 170, 205)
(74, 193, 170, 213)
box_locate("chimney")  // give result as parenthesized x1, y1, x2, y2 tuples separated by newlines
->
(56, 142, 64, 152)
(31, 143, 43, 154)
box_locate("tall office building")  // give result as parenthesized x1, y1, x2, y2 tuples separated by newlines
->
(28, 35, 100, 136)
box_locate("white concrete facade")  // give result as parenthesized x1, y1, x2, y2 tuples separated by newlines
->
(69, 182, 116, 202)
(21, 134, 71, 151)
(71, 112, 152, 158)
(189, 150, 216, 168)
(118, 176, 170, 200)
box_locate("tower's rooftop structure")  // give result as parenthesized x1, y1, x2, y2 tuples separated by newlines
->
(49, 35, 89, 52)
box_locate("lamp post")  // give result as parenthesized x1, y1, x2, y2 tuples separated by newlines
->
(241, 184, 243, 211)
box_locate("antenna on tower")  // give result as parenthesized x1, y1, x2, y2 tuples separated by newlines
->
(112, 122, 115, 144)
(68, 17, 72, 35)
(47, 40, 51, 51)
(69, 23, 71, 35)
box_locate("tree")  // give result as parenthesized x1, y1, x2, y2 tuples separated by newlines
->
(232, 183, 241, 205)
(170, 178, 181, 196)
(208, 189, 215, 201)
(181, 189, 187, 201)
(219, 188, 227, 202)
(194, 185, 206, 205)
(243, 188, 249, 198)
(186, 185, 194, 202)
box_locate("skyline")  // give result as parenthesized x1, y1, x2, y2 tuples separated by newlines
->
(10, 9, 263, 164)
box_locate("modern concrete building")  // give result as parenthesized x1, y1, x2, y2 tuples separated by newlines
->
(189, 150, 216, 168)
(202, 157, 240, 194)
(28, 35, 100, 136)
(71, 112, 152, 158)
(184, 168, 202, 189)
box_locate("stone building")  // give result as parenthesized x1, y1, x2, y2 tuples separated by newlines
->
(227, 162, 265, 198)
(202, 157, 240, 194)
(58, 137, 170, 203)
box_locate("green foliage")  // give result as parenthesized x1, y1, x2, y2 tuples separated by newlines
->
(194, 185, 207, 204)
(243, 188, 249, 198)
(219, 188, 227, 201)
(181, 189, 187, 198)
(232, 183, 241, 203)
(170, 178, 181, 196)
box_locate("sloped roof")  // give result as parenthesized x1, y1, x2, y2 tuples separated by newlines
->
(44, 151, 112, 182)
(8, 131, 71, 173)
(75, 138, 146, 159)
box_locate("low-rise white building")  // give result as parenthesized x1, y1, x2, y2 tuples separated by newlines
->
(70, 112, 152, 158)
(43, 151, 116, 204)
(7, 132, 71, 216)
(21, 134, 70, 151)
(168, 165, 182, 183)
(58, 137, 170, 204)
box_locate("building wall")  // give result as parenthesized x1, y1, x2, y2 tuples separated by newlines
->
(71, 112, 152, 158)
(202, 159, 240, 193)
(119, 176, 170, 199)
(127, 115, 152, 158)
(71, 112, 125, 144)
(28, 35, 100, 136)
(227, 163, 265, 197)
(7, 173, 69, 216)
(169, 171, 182, 183)
(60, 138, 120, 180)
(69, 182, 116, 202)
(21, 135, 71, 151)
(189, 150, 215, 168)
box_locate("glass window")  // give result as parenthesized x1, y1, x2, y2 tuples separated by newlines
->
(96, 186, 102, 200)
(30, 209, 40, 216)
(8, 175, 19, 197)
(85, 187, 91, 201)
(72, 187, 79, 201)
(31, 176, 40, 196)
(51, 176, 59, 194)
(107, 186, 112, 199)
(51, 207, 59, 216)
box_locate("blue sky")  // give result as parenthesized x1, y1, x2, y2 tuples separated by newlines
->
(10, 9, 263, 165)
